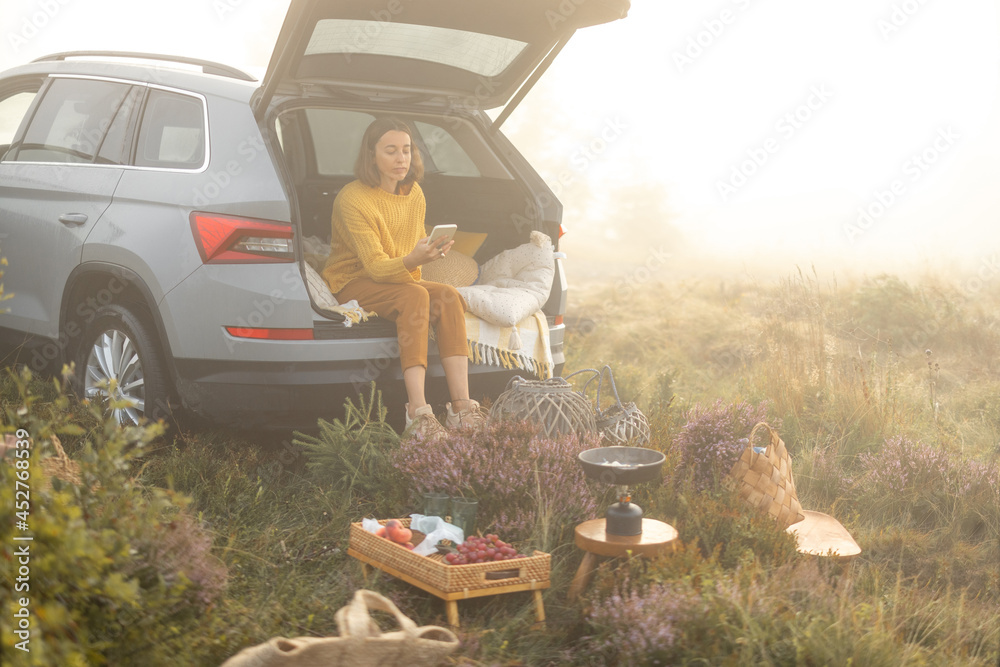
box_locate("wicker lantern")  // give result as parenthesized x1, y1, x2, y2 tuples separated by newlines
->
(597, 401, 651, 446)
(567, 366, 651, 446)
(488, 376, 597, 438)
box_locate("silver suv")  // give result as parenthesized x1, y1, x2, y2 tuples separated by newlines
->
(0, 0, 629, 428)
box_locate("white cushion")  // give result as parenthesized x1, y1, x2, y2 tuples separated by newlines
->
(457, 231, 554, 327)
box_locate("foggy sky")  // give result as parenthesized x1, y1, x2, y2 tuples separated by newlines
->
(2, 0, 999, 279)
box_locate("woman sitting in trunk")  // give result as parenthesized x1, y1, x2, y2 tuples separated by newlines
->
(322, 116, 486, 439)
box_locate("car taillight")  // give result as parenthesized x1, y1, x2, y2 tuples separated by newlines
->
(190, 213, 294, 263)
(225, 327, 314, 340)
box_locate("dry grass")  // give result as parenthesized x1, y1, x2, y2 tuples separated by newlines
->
(5, 267, 997, 665)
(562, 268, 999, 665)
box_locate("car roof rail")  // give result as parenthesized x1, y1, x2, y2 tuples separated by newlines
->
(32, 51, 257, 82)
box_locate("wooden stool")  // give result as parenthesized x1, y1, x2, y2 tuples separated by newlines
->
(567, 518, 678, 602)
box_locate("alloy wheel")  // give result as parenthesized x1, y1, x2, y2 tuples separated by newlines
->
(84, 328, 146, 425)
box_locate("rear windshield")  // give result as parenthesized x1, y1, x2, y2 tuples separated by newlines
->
(304, 19, 527, 78)
(291, 108, 499, 179)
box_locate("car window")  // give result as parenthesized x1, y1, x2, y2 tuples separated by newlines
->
(14, 77, 131, 164)
(305, 20, 527, 78)
(135, 89, 206, 169)
(304, 108, 375, 176)
(413, 121, 480, 177)
(0, 88, 39, 160)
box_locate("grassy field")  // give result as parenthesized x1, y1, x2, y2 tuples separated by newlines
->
(2, 268, 998, 665)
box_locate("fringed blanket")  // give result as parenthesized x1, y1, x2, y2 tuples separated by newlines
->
(464, 310, 553, 380)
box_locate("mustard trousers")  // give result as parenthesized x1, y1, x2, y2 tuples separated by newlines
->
(335, 278, 469, 371)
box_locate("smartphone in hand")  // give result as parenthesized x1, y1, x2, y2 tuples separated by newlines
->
(427, 224, 458, 249)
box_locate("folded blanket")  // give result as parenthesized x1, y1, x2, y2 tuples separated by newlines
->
(463, 310, 553, 380)
(303, 262, 371, 325)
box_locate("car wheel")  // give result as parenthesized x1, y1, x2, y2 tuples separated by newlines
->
(75, 304, 172, 426)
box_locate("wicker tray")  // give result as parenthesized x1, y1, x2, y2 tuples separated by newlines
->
(348, 519, 550, 595)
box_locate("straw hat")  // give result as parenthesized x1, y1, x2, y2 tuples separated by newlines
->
(421, 250, 479, 287)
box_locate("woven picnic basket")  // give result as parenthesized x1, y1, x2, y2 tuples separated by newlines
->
(487, 375, 597, 438)
(566, 366, 651, 446)
(220, 589, 458, 667)
(726, 422, 805, 530)
(348, 519, 550, 594)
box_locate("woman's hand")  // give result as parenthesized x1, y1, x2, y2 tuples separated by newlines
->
(403, 236, 455, 271)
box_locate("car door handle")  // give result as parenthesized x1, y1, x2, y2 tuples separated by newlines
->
(58, 213, 88, 226)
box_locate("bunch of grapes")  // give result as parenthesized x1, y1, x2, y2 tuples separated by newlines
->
(443, 534, 526, 565)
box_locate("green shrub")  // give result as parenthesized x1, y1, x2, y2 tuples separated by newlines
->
(0, 369, 228, 666)
(293, 383, 404, 511)
(655, 484, 799, 570)
(848, 274, 936, 345)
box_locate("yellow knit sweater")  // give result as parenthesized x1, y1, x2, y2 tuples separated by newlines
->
(322, 180, 424, 294)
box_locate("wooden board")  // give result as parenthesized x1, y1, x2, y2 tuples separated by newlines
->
(786, 510, 861, 559)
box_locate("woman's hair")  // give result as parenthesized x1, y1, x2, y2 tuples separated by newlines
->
(355, 117, 424, 189)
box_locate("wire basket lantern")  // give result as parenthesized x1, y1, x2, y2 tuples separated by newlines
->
(566, 366, 651, 446)
(487, 375, 598, 439)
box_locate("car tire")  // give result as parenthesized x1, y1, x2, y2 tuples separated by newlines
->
(74, 303, 173, 426)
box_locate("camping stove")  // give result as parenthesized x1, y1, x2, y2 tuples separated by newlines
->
(578, 446, 666, 536)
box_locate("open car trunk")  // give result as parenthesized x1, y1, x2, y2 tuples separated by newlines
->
(255, 0, 629, 382)
(253, 0, 631, 120)
(270, 103, 563, 327)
